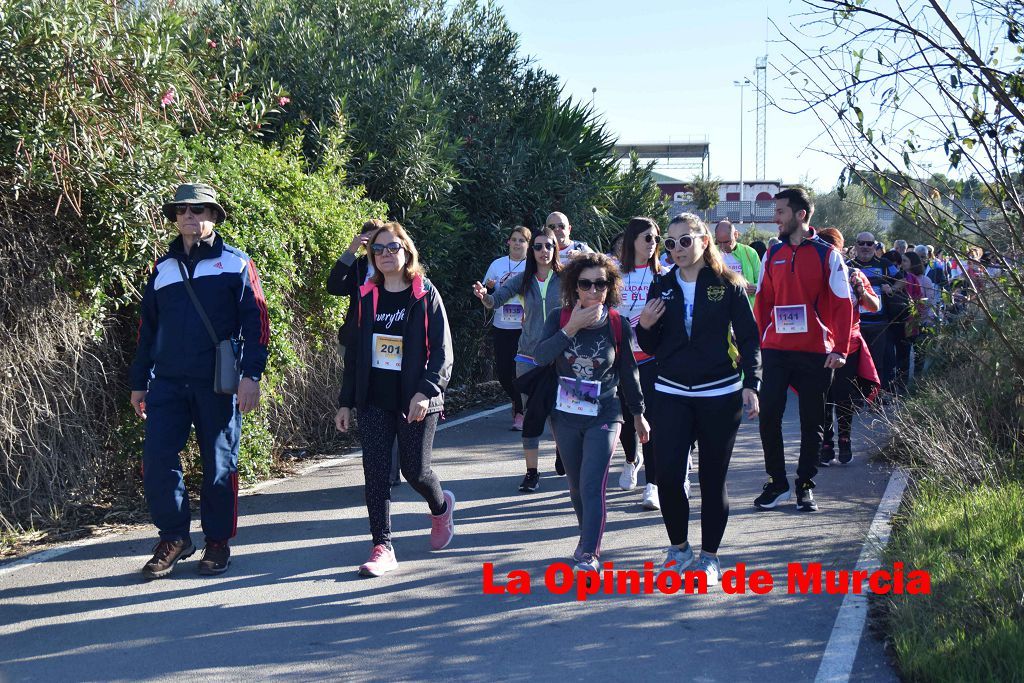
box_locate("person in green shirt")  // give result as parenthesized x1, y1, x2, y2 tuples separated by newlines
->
(714, 220, 760, 307)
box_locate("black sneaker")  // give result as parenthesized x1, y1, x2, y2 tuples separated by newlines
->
(837, 438, 853, 464)
(141, 538, 195, 579)
(198, 541, 231, 575)
(818, 443, 836, 468)
(518, 471, 540, 492)
(555, 450, 565, 476)
(796, 483, 818, 512)
(753, 478, 791, 509)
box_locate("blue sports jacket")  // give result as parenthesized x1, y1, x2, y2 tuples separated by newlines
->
(129, 232, 270, 390)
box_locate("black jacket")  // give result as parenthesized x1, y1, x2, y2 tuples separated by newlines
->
(338, 275, 453, 414)
(635, 266, 761, 393)
(326, 252, 371, 346)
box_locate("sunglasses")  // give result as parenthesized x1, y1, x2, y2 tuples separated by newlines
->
(664, 234, 704, 251)
(546, 223, 566, 229)
(533, 243, 555, 251)
(577, 278, 610, 292)
(371, 242, 403, 255)
(857, 241, 876, 247)
(175, 205, 209, 216)
(642, 234, 662, 244)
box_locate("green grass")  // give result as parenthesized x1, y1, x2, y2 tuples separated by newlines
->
(883, 481, 1024, 682)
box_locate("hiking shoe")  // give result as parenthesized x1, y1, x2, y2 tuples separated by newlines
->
(641, 483, 660, 510)
(619, 453, 643, 491)
(575, 553, 600, 572)
(197, 541, 231, 575)
(518, 471, 540, 492)
(141, 538, 195, 579)
(754, 478, 792, 509)
(796, 482, 818, 512)
(818, 443, 836, 468)
(554, 450, 565, 476)
(695, 553, 723, 587)
(512, 413, 524, 431)
(838, 438, 853, 464)
(429, 490, 456, 550)
(664, 543, 695, 571)
(358, 544, 398, 577)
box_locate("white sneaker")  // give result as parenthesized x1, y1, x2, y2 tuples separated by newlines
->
(641, 483, 660, 510)
(695, 553, 723, 587)
(663, 543, 695, 571)
(619, 454, 643, 491)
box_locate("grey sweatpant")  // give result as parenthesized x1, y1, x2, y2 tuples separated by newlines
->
(551, 412, 621, 556)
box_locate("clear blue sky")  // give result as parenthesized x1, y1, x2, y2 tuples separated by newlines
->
(498, 0, 847, 191)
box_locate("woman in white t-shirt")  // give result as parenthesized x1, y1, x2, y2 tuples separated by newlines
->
(481, 227, 530, 430)
(615, 217, 666, 510)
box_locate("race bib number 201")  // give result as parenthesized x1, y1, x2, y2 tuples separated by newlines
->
(774, 305, 808, 334)
(372, 333, 403, 370)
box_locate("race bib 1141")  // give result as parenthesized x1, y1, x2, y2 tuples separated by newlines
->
(774, 305, 808, 334)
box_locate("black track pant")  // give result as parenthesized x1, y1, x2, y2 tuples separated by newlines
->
(653, 390, 742, 553)
(823, 349, 861, 448)
(492, 327, 523, 414)
(618, 360, 656, 480)
(358, 404, 445, 547)
(759, 349, 833, 487)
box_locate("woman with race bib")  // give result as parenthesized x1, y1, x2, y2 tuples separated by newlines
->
(533, 253, 648, 571)
(335, 222, 455, 578)
(636, 214, 761, 587)
(615, 217, 665, 510)
(473, 228, 564, 493)
(480, 227, 530, 431)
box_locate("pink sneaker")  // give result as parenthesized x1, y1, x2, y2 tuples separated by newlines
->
(512, 413, 524, 431)
(430, 490, 456, 550)
(358, 544, 398, 577)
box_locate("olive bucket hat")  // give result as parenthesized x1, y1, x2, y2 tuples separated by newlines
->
(161, 183, 227, 224)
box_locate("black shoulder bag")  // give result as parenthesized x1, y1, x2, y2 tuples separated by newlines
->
(177, 260, 241, 395)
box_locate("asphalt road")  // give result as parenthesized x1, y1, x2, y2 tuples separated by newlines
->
(0, 399, 900, 682)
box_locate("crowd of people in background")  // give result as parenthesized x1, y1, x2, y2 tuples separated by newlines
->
(130, 181, 987, 585)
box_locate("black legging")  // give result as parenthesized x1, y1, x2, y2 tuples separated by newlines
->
(492, 327, 523, 414)
(653, 390, 742, 554)
(823, 349, 861, 448)
(617, 360, 656, 479)
(358, 404, 445, 547)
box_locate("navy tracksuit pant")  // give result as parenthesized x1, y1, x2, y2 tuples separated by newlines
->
(143, 377, 241, 543)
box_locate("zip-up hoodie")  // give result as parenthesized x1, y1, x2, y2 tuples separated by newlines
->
(130, 232, 270, 390)
(754, 229, 853, 356)
(635, 265, 761, 396)
(338, 274, 453, 414)
(489, 270, 562, 362)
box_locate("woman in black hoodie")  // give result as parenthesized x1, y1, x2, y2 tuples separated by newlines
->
(635, 213, 762, 588)
(335, 222, 455, 578)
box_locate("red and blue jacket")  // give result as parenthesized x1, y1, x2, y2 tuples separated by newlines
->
(754, 229, 853, 357)
(339, 274, 453, 414)
(130, 232, 270, 390)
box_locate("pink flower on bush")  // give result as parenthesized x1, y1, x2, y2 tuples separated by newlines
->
(207, 39, 217, 49)
(160, 88, 176, 107)
(278, 96, 291, 106)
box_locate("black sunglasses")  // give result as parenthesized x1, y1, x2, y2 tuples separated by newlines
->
(577, 278, 609, 292)
(371, 242, 403, 255)
(643, 234, 662, 244)
(857, 241, 875, 247)
(533, 243, 555, 251)
(175, 205, 209, 216)
(546, 223, 566, 229)
(664, 234, 703, 251)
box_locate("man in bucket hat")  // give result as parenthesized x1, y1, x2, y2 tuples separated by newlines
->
(129, 182, 270, 579)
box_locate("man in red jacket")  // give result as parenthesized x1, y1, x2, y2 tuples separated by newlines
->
(753, 188, 853, 512)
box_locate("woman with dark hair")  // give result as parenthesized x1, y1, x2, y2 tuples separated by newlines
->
(615, 217, 664, 510)
(336, 222, 455, 578)
(533, 253, 647, 571)
(481, 227, 531, 430)
(814, 229, 881, 466)
(749, 240, 767, 260)
(607, 232, 625, 262)
(473, 228, 564, 492)
(899, 250, 929, 388)
(635, 213, 761, 587)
